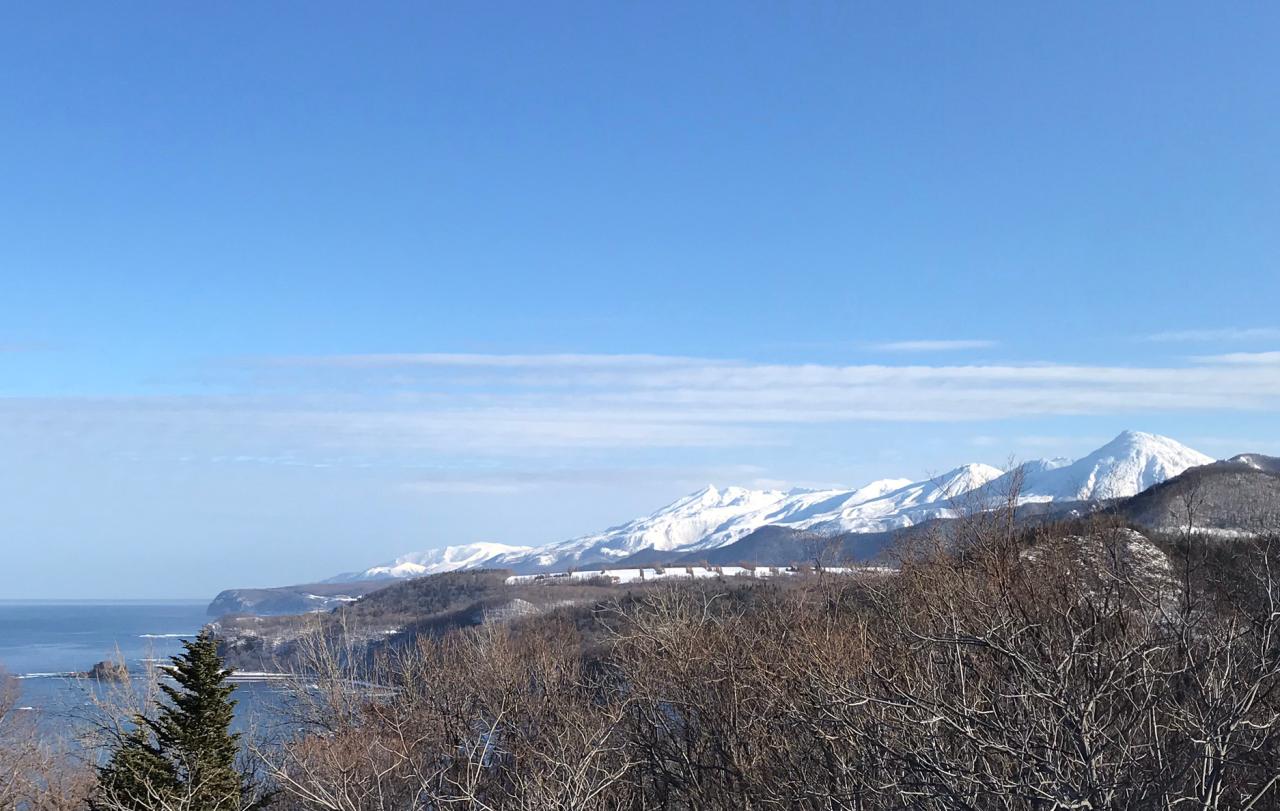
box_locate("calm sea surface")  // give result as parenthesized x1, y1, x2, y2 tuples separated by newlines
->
(0, 600, 282, 732)
(0, 600, 209, 678)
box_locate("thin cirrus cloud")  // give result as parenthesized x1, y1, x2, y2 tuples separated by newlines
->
(261, 352, 728, 369)
(1191, 351, 1280, 365)
(1144, 327, 1280, 343)
(868, 339, 998, 352)
(5, 352, 1280, 461)
(399, 464, 772, 494)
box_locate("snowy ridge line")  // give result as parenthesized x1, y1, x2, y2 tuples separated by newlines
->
(331, 542, 534, 582)
(342, 431, 1215, 582)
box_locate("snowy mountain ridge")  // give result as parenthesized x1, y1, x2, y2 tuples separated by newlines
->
(330, 542, 534, 582)
(993, 430, 1213, 502)
(340, 431, 1215, 580)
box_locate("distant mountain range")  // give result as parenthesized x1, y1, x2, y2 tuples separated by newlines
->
(330, 542, 534, 582)
(339, 430, 1216, 580)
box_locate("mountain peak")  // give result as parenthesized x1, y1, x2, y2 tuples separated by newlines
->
(332, 431, 1219, 581)
(666, 484, 722, 510)
(1108, 429, 1163, 447)
(1013, 431, 1214, 502)
(1103, 430, 1205, 455)
(937, 463, 1005, 493)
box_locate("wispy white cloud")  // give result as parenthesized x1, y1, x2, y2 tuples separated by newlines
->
(262, 352, 727, 369)
(1192, 351, 1280, 365)
(868, 339, 998, 352)
(5, 353, 1279, 463)
(399, 464, 772, 494)
(401, 480, 530, 494)
(1144, 327, 1280, 343)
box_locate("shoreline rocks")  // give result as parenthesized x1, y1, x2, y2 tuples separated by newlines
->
(85, 660, 129, 682)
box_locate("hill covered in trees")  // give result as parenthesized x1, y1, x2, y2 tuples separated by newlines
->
(237, 514, 1280, 808)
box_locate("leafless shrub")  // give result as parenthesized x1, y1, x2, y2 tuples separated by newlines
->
(0, 670, 95, 810)
(13, 463, 1276, 810)
(234, 488, 1280, 809)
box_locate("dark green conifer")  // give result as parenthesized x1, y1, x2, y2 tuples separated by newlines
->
(148, 630, 244, 810)
(93, 718, 178, 809)
(94, 630, 264, 810)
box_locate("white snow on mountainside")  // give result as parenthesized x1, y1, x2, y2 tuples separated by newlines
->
(332, 542, 534, 582)
(337, 431, 1214, 581)
(802, 463, 1005, 535)
(502, 477, 916, 570)
(991, 430, 1214, 502)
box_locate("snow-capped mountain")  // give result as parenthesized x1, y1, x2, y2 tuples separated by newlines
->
(333, 542, 534, 582)
(518, 484, 798, 568)
(802, 463, 1005, 535)
(495, 477, 917, 571)
(336, 431, 1214, 581)
(990, 430, 1214, 502)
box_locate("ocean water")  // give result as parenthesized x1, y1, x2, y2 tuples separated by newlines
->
(0, 600, 210, 679)
(0, 600, 282, 733)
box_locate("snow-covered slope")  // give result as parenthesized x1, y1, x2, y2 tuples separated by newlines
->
(398, 466, 1003, 576)
(802, 463, 1005, 534)
(991, 430, 1213, 502)
(489, 478, 918, 571)
(544, 484, 793, 560)
(333, 542, 534, 582)
(335, 431, 1215, 581)
(489, 485, 799, 570)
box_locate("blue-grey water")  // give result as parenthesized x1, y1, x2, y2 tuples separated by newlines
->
(0, 600, 209, 679)
(0, 600, 283, 735)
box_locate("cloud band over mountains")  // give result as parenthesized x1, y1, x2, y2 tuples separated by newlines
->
(3, 351, 1279, 463)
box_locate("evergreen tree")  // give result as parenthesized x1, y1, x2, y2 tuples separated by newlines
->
(93, 718, 178, 810)
(148, 630, 245, 810)
(94, 630, 263, 810)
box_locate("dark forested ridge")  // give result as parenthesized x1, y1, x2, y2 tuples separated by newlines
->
(212, 568, 626, 672)
(9, 504, 1280, 809)
(225, 514, 1280, 809)
(1111, 455, 1280, 533)
(165, 459, 1280, 807)
(206, 580, 391, 617)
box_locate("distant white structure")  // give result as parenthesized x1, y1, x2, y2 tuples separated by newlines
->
(505, 565, 890, 586)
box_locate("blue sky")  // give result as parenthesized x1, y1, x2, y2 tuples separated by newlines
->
(2, 3, 1278, 598)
